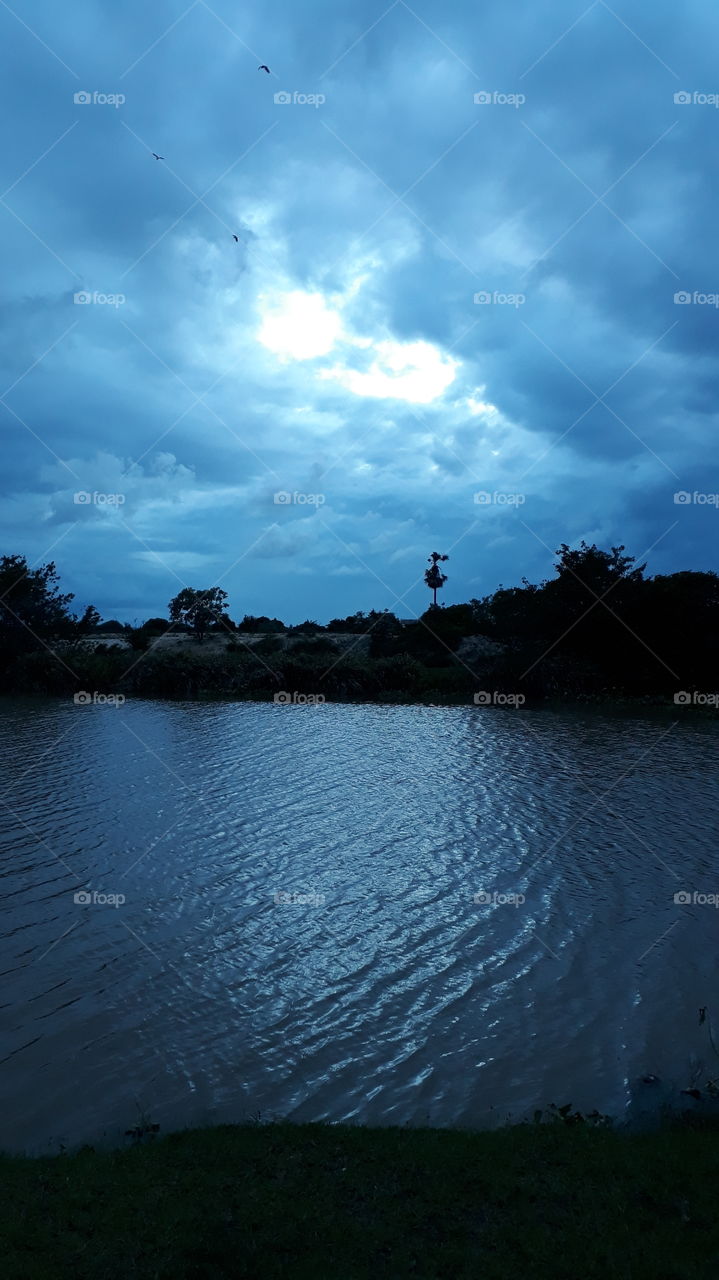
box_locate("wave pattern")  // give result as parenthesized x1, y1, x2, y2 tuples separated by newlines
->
(1, 698, 718, 1151)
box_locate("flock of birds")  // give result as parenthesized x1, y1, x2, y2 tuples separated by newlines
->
(151, 65, 272, 244)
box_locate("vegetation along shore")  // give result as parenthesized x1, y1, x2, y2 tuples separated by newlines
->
(4, 1115, 719, 1278)
(0, 541, 717, 707)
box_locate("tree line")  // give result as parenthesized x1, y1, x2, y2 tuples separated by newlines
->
(0, 543, 716, 701)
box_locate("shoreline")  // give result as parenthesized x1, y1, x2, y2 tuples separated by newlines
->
(4, 1117, 719, 1277)
(0, 689, 716, 714)
(3, 621, 717, 712)
(0, 696, 711, 727)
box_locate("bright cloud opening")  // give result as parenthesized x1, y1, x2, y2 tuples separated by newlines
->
(324, 339, 457, 404)
(258, 290, 343, 360)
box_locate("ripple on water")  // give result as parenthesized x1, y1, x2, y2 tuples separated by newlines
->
(1, 698, 718, 1151)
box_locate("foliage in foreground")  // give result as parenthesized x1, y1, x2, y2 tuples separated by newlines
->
(2, 1119, 719, 1279)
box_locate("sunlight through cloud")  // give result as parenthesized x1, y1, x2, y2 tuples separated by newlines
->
(323, 339, 458, 404)
(258, 290, 343, 360)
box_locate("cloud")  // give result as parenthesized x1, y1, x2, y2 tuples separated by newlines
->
(0, 0, 715, 623)
(258, 289, 343, 360)
(321, 337, 458, 403)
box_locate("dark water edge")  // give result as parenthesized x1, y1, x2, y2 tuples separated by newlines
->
(1, 689, 717, 713)
(7, 1077, 719, 1159)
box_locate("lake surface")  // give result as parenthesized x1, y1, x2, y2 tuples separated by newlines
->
(1, 697, 718, 1153)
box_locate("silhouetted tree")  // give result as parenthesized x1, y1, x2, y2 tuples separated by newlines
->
(0, 555, 77, 659)
(236, 615, 285, 633)
(326, 612, 368, 633)
(290, 619, 324, 634)
(368, 611, 403, 658)
(168, 587, 229, 643)
(77, 605, 102, 633)
(424, 552, 449, 607)
(3, 543, 719, 702)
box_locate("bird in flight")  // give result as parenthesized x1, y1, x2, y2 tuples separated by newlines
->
(233, 234, 239, 242)
(258, 65, 270, 74)
(152, 153, 164, 161)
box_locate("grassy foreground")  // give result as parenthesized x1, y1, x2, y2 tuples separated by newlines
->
(2, 1121, 719, 1279)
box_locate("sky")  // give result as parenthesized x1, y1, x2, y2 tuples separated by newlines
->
(1, 0, 718, 624)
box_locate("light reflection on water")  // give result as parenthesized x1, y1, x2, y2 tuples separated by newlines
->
(1, 697, 717, 1152)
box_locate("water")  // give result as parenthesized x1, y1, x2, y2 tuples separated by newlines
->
(1, 697, 718, 1153)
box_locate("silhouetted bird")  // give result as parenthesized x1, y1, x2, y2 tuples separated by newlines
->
(233, 234, 239, 242)
(152, 153, 164, 161)
(258, 65, 270, 73)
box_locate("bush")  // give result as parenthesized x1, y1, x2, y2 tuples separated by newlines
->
(124, 626, 150, 652)
(142, 618, 170, 635)
(250, 636, 287, 658)
(236, 615, 286, 633)
(289, 620, 325, 635)
(286, 636, 336, 657)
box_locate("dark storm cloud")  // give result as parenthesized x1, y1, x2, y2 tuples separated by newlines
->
(0, 0, 717, 622)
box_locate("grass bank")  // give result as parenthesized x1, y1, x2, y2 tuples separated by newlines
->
(3, 1119, 719, 1278)
(0, 644, 704, 710)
